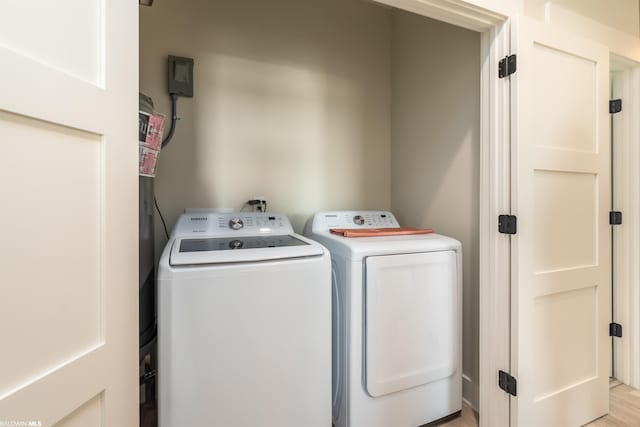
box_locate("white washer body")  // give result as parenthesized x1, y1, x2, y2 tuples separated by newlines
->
(158, 211, 331, 427)
(304, 211, 462, 427)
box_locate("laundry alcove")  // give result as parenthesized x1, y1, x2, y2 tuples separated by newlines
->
(140, 0, 483, 421)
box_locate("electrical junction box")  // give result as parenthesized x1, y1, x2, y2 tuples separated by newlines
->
(168, 55, 194, 97)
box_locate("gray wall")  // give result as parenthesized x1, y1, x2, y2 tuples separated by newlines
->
(140, 0, 392, 254)
(390, 10, 481, 409)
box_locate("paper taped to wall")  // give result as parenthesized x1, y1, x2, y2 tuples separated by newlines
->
(138, 111, 166, 177)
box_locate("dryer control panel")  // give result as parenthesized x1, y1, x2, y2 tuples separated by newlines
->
(172, 211, 294, 238)
(306, 211, 400, 234)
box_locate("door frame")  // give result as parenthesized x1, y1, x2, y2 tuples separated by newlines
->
(610, 57, 640, 389)
(371, 1, 512, 425)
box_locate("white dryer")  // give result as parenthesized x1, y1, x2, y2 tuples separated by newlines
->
(158, 211, 331, 427)
(304, 211, 462, 427)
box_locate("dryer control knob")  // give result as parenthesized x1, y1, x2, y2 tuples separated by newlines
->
(229, 239, 244, 249)
(229, 218, 244, 230)
(353, 215, 365, 225)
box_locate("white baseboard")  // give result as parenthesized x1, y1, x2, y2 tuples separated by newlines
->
(463, 374, 479, 412)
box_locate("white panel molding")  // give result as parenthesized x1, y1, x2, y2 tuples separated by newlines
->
(0, 46, 109, 134)
(54, 393, 104, 427)
(0, 346, 107, 426)
(545, 0, 640, 394)
(0, 0, 138, 425)
(511, 16, 611, 426)
(0, 0, 105, 86)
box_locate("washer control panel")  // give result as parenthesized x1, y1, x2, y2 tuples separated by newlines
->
(308, 211, 400, 232)
(228, 218, 244, 230)
(172, 212, 293, 237)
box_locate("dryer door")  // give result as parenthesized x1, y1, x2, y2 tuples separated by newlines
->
(364, 251, 458, 397)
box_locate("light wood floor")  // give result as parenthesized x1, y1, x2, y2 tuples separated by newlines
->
(435, 403, 478, 426)
(437, 384, 640, 427)
(586, 384, 640, 426)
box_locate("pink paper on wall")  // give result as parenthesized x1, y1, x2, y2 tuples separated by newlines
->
(138, 111, 166, 177)
(142, 113, 166, 150)
(139, 146, 160, 177)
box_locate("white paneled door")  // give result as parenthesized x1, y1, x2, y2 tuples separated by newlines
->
(511, 17, 611, 427)
(0, 1, 138, 426)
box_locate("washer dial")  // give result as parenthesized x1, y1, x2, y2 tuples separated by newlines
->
(228, 218, 244, 230)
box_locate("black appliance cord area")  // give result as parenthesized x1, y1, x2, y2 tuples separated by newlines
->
(161, 93, 178, 148)
(154, 195, 169, 239)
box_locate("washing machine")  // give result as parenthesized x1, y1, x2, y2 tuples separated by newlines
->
(158, 211, 331, 427)
(304, 211, 462, 427)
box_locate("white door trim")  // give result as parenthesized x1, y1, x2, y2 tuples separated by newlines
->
(479, 20, 511, 427)
(372, 1, 511, 425)
(611, 59, 640, 389)
(370, 0, 506, 32)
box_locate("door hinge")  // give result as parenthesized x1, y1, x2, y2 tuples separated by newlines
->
(498, 370, 517, 396)
(610, 322, 623, 338)
(610, 99, 622, 114)
(610, 211, 622, 225)
(140, 369, 157, 385)
(499, 54, 517, 78)
(499, 215, 517, 235)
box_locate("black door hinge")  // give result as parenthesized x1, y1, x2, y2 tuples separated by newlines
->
(499, 215, 517, 234)
(610, 211, 622, 225)
(499, 54, 517, 78)
(610, 99, 622, 114)
(498, 370, 517, 396)
(140, 369, 157, 385)
(610, 323, 623, 338)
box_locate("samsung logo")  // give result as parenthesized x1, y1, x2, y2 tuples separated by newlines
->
(190, 217, 208, 221)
